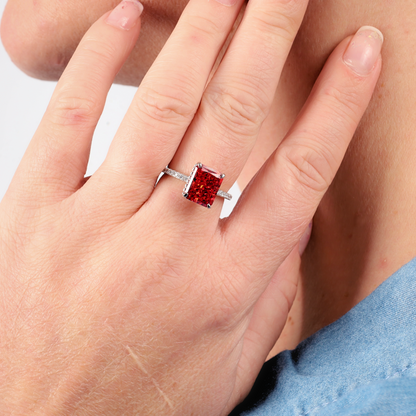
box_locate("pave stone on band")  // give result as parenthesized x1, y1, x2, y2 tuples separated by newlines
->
(162, 163, 232, 209)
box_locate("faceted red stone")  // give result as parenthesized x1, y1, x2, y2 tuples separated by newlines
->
(184, 164, 224, 208)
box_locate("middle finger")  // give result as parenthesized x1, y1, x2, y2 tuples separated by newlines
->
(153, 0, 309, 220)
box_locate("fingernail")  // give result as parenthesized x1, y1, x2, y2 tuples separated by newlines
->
(299, 222, 312, 256)
(343, 26, 384, 76)
(106, 0, 144, 30)
(215, 0, 239, 6)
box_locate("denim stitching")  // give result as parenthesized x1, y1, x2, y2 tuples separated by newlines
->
(299, 361, 416, 416)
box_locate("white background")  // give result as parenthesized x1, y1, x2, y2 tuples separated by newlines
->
(0, 0, 239, 216)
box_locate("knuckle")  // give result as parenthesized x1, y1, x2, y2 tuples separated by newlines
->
(251, 0, 303, 42)
(48, 94, 98, 130)
(274, 274, 299, 317)
(203, 84, 267, 137)
(280, 144, 335, 194)
(184, 14, 224, 40)
(137, 85, 197, 126)
(81, 36, 117, 63)
(320, 83, 362, 126)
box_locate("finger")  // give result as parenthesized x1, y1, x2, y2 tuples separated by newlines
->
(153, 0, 309, 220)
(87, 0, 247, 214)
(9, 1, 143, 204)
(225, 247, 300, 412)
(223, 27, 383, 302)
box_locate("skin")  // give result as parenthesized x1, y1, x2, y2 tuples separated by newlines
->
(0, 0, 383, 412)
(1, 0, 187, 83)
(264, 0, 416, 354)
(0, 0, 404, 412)
(1, 0, 409, 357)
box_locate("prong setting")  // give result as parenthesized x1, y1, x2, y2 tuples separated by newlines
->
(162, 164, 232, 207)
(182, 163, 224, 208)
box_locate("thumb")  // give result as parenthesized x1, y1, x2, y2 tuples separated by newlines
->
(230, 246, 301, 407)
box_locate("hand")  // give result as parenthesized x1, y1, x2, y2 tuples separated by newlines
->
(0, 0, 382, 414)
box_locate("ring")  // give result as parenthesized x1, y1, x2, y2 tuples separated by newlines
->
(162, 163, 232, 209)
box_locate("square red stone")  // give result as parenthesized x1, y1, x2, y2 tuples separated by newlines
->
(183, 164, 224, 208)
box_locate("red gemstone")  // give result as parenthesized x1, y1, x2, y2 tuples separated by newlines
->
(184, 164, 224, 208)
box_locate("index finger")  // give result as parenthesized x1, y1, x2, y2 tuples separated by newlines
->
(7, 0, 143, 204)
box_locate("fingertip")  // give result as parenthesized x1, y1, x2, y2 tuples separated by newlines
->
(343, 26, 384, 77)
(106, 0, 144, 31)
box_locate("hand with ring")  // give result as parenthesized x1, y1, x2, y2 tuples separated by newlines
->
(0, 0, 382, 414)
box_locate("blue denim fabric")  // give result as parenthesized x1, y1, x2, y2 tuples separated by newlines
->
(318, 378, 416, 415)
(231, 257, 416, 416)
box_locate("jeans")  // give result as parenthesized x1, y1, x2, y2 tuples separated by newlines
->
(231, 257, 416, 416)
